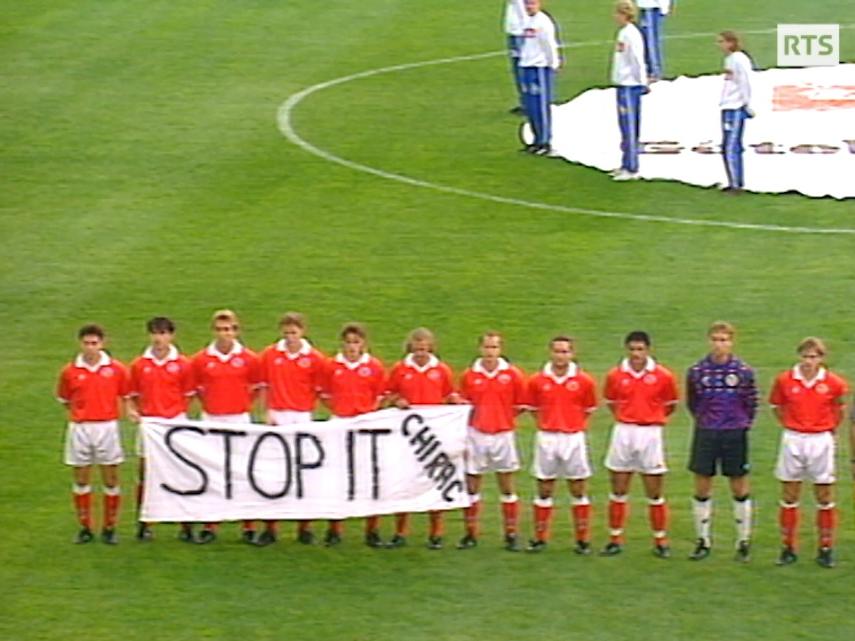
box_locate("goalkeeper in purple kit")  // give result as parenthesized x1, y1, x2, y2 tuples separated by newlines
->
(686, 321, 757, 562)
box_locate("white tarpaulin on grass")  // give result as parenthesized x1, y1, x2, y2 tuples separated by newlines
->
(140, 406, 470, 522)
(525, 64, 854, 199)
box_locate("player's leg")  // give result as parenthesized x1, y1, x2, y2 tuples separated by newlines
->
(723, 428, 752, 560)
(628, 87, 642, 173)
(654, 10, 666, 79)
(731, 109, 747, 189)
(497, 470, 520, 551)
(616, 87, 631, 171)
(135, 453, 153, 541)
(721, 110, 741, 190)
(569, 478, 593, 555)
(526, 68, 545, 150)
(533, 67, 554, 155)
(777, 481, 802, 565)
(387, 512, 409, 548)
(99, 464, 121, 544)
(458, 473, 483, 549)
(638, 9, 655, 79)
(529, 478, 555, 551)
(520, 67, 537, 152)
(814, 484, 837, 568)
(71, 465, 94, 543)
(602, 470, 632, 555)
(688, 428, 715, 559)
(642, 473, 670, 558)
(426, 510, 445, 550)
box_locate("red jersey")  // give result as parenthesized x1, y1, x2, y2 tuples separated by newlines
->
(604, 358, 679, 425)
(129, 346, 195, 418)
(460, 358, 527, 433)
(56, 352, 130, 422)
(259, 339, 325, 412)
(323, 353, 386, 417)
(769, 367, 848, 433)
(192, 342, 260, 415)
(529, 363, 598, 432)
(386, 354, 455, 405)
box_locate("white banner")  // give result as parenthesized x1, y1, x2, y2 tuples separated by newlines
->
(141, 406, 471, 522)
(524, 64, 855, 199)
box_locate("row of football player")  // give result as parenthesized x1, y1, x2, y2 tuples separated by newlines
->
(506, 0, 753, 191)
(58, 312, 849, 567)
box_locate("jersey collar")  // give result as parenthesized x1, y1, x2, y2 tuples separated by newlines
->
(543, 361, 578, 383)
(276, 338, 312, 358)
(404, 353, 439, 373)
(620, 357, 656, 379)
(792, 365, 827, 388)
(335, 352, 370, 370)
(143, 344, 179, 366)
(472, 357, 510, 379)
(206, 340, 244, 362)
(75, 351, 111, 372)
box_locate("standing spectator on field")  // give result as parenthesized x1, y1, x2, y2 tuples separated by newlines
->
(504, 0, 527, 115)
(386, 327, 459, 549)
(518, 0, 562, 156)
(526, 336, 598, 555)
(57, 324, 130, 545)
(686, 321, 757, 562)
(601, 331, 678, 558)
(717, 30, 754, 194)
(458, 331, 528, 551)
(770, 337, 847, 568)
(611, 0, 648, 181)
(637, 0, 671, 80)
(321, 322, 387, 547)
(256, 312, 325, 546)
(191, 309, 261, 544)
(127, 317, 196, 542)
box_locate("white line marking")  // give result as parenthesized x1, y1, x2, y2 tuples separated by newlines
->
(277, 26, 855, 235)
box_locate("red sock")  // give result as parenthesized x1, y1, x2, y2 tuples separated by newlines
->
(572, 500, 592, 543)
(428, 511, 444, 538)
(242, 520, 255, 532)
(817, 504, 836, 548)
(463, 495, 481, 538)
(204, 522, 219, 532)
(648, 498, 669, 545)
(501, 496, 519, 536)
(104, 491, 121, 529)
(264, 520, 278, 534)
(328, 520, 343, 536)
(608, 495, 628, 544)
(779, 503, 799, 549)
(532, 499, 553, 542)
(298, 520, 313, 534)
(395, 513, 409, 537)
(73, 490, 92, 529)
(365, 515, 380, 534)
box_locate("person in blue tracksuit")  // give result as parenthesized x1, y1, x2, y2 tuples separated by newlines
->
(717, 30, 754, 193)
(518, 0, 561, 156)
(611, 1, 648, 180)
(637, 0, 671, 80)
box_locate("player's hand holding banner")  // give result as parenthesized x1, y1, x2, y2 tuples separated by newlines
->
(140, 406, 471, 522)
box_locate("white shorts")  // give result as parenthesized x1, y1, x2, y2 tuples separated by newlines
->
(64, 420, 124, 467)
(605, 423, 667, 475)
(135, 413, 188, 457)
(466, 427, 520, 475)
(269, 410, 313, 426)
(202, 412, 251, 424)
(775, 429, 836, 484)
(532, 430, 593, 480)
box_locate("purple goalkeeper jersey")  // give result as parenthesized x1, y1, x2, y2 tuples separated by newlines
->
(686, 355, 757, 430)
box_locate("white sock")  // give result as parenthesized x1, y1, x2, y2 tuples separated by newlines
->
(733, 495, 752, 544)
(692, 497, 712, 546)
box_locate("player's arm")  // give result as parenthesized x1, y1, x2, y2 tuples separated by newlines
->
(769, 376, 786, 424)
(685, 368, 698, 418)
(849, 395, 855, 479)
(663, 370, 679, 417)
(741, 366, 759, 423)
(603, 371, 620, 419)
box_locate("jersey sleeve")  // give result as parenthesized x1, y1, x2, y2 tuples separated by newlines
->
(512, 367, 529, 406)
(662, 368, 679, 405)
(56, 366, 71, 403)
(180, 356, 197, 396)
(246, 350, 262, 388)
(115, 361, 131, 397)
(739, 365, 758, 421)
(385, 363, 402, 396)
(769, 374, 785, 407)
(372, 359, 387, 400)
(603, 369, 619, 403)
(582, 374, 598, 411)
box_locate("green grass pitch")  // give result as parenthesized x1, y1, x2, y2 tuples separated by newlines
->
(2, 1, 855, 639)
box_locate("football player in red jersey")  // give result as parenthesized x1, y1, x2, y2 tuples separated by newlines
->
(191, 309, 261, 544)
(770, 337, 848, 568)
(256, 312, 325, 546)
(526, 336, 598, 554)
(321, 322, 386, 547)
(127, 317, 196, 542)
(385, 328, 459, 549)
(56, 324, 130, 544)
(458, 331, 528, 551)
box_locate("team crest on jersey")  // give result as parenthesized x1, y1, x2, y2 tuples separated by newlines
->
(543, 382, 553, 392)
(473, 378, 484, 386)
(143, 366, 152, 375)
(298, 358, 312, 369)
(428, 370, 441, 381)
(100, 367, 114, 378)
(231, 358, 244, 368)
(816, 383, 829, 394)
(567, 381, 579, 391)
(791, 386, 801, 394)
(167, 363, 180, 374)
(643, 374, 657, 385)
(358, 367, 372, 377)
(274, 357, 284, 366)
(498, 373, 512, 384)
(334, 369, 344, 377)
(77, 374, 87, 381)
(725, 373, 740, 387)
(404, 373, 414, 381)
(207, 362, 216, 370)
